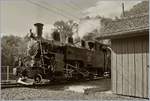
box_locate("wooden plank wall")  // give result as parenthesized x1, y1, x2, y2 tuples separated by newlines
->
(135, 38, 143, 97)
(128, 39, 135, 96)
(111, 40, 116, 93)
(122, 39, 129, 95)
(111, 35, 149, 98)
(116, 40, 123, 94)
(143, 38, 149, 98)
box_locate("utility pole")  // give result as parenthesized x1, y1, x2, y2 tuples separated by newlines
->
(122, 3, 125, 17)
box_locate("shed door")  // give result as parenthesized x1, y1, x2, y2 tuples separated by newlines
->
(111, 35, 149, 98)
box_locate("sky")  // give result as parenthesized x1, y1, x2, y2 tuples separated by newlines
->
(0, 0, 143, 37)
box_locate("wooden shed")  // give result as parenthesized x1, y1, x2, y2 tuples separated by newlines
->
(96, 14, 149, 98)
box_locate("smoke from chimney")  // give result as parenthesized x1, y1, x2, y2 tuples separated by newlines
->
(78, 18, 101, 39)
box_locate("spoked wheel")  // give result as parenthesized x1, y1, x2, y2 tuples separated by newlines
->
(34, 74, 42, 84)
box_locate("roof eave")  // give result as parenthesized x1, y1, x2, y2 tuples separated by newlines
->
(96, 27, 149, 40)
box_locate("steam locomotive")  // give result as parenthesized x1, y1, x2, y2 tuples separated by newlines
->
(14, 23, 111, 83)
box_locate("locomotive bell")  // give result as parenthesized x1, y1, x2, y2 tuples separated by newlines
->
(34, 23, 44, 38)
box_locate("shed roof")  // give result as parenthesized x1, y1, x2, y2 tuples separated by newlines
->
(96, 13, 149, 39)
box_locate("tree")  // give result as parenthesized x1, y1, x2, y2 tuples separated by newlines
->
(53, 20, 78, 43)
(1, 35, 27, 66)
(121, 1, 149, 17)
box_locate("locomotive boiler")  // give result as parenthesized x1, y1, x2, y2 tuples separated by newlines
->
(14, 23, 111, 83)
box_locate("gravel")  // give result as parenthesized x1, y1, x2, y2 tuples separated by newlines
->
(1, 87, 147, 100)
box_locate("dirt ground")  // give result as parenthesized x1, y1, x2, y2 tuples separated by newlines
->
(1, 87, 147, 100)
(1, 79, 147, 100)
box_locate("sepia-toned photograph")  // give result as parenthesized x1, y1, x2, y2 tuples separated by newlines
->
(0, 0, 149, 100)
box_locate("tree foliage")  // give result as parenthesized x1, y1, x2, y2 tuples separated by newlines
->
(53, 20, 78, 43)
(121, 1, 148, 17)
(1, 35, 27, 66)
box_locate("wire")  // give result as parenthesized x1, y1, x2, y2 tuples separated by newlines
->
(69, 0, 83, 10)
(63, 0, 83, 18)
(26, 0, 78, 20)
(38, 0, 80, 19)
(63, 0, 81, 10)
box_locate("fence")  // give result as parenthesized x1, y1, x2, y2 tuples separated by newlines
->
(1, 66, 16, 81)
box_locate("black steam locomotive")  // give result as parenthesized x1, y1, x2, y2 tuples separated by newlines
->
(14, 23, 111, 83)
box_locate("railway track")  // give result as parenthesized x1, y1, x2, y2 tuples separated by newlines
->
(1, 83, 24, 89)
(1, 77, 107, 89)
(1, 82, 53, 89)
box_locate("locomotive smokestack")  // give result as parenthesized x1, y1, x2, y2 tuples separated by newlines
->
(34, 23, 44, 38)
